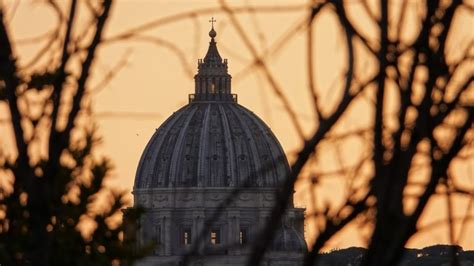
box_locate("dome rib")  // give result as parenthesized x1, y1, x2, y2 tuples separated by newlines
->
(238, 109, 273, 185)
(152, 106, 194, 187)
(228, 105, 262, 185)
(168, 105, 199, 187)
(218, 104, 237, 186)
(241, 107, 289, 185)
(134, 110, 185, 188)
(197, 105, 212, 186)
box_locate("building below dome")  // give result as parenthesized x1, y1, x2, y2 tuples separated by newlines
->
(126, 20, 307, 265)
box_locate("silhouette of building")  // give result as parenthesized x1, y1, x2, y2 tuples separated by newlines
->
(129, 20, 306, 265)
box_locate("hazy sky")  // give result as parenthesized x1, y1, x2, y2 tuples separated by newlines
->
(1, 0, 472, 250)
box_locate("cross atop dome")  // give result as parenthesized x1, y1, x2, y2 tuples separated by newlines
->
(209, 17, 216, 28)
(209, 17, 217, 39)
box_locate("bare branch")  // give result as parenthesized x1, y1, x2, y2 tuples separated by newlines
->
(48, 0, 78, 166)
(128, 35, 195, 78)
(105, 4, 308, 43)
(307, 1, 328, 121)
(247, 20, 370, 264)
(220, 0, 305, 139)
(89, 50, 132, 94)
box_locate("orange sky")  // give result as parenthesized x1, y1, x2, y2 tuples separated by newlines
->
(0, 0, 472, 250)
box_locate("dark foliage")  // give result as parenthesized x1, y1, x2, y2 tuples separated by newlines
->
(318, 245, 473, 266)
(0, 1, 151, 265)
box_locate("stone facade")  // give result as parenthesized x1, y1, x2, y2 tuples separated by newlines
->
(128, 23, 307, 265)
(131, 187, 305, 265)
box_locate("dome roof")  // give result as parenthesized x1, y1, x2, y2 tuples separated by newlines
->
(134, 102, 289, 188)
(134, 23, 290, 189)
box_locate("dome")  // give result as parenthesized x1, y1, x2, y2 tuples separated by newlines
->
(129, 21, 307, 265)
(134, 101, 289, 188)
(134, 24, 290, 189)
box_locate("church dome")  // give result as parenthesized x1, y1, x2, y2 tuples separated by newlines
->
(134, 26, 289, 189)
(134, 102, 289, 188)
(129, 22, 307, 265)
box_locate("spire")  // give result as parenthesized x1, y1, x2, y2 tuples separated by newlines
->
(203, 17, 222, 68)
(190, 18, 235, 103)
